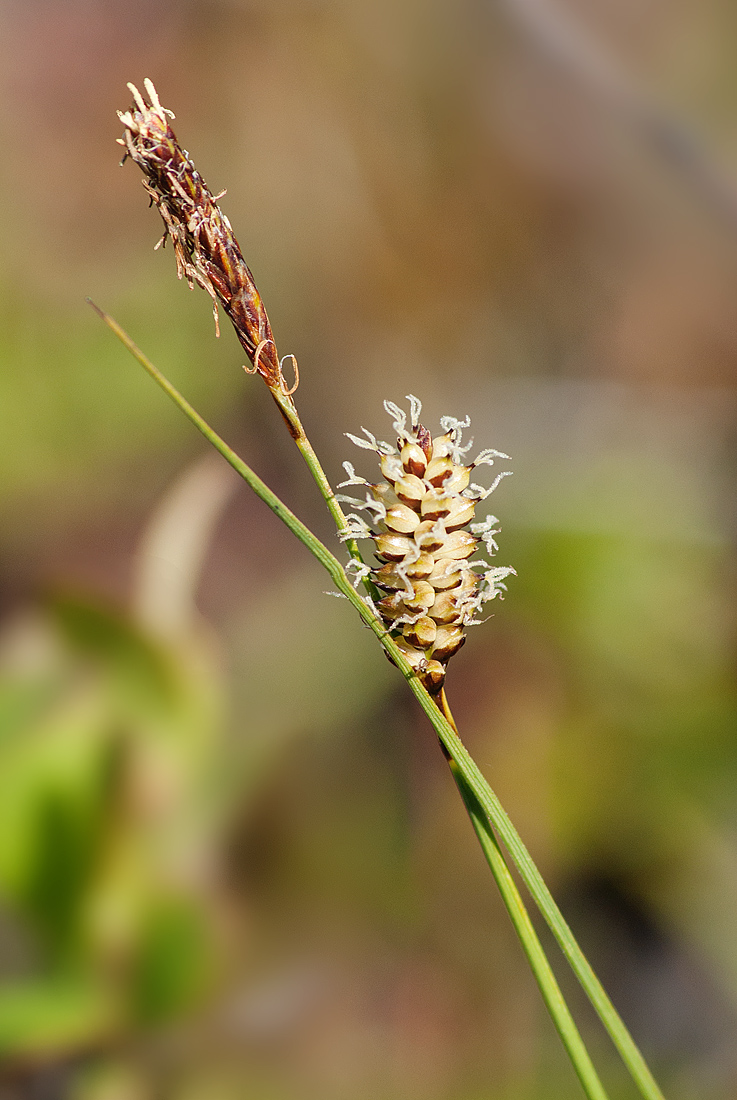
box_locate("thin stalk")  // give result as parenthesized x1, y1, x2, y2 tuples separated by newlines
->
(93, 304, 664, 1100)
(268, 384, 379, 602)
(405, 667, 665, 1100)
(87, 302, 348, 587)
(438, 691, 609, 1100)
(451, 770, 609, 1098)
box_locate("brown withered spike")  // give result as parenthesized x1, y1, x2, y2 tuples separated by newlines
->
(118, 79, 280, 387)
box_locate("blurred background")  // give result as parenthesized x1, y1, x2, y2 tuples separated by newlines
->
(1, 1, 737, 1097)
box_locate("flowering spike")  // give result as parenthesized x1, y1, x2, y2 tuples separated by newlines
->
(118, 80, 281, 387)
(344, 399, 513, 693)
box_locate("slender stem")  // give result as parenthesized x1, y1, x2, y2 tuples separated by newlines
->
(87, 302, 346, 585)
(439, 692, 609, 1100)
(405, 681, 664, 1100)
(269, 385, 379, 602)
(410, 682, 665, 1100)
(94, 304, 665, 1100)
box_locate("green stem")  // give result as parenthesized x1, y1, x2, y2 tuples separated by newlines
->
(268, 384, 379, 602)
(407, 672, 665, 1100)
(447, 755, 609, 1100)
(439, 689, 609, 1098)
(93, 303, 664, 1100)
(87, 302, 347, 586)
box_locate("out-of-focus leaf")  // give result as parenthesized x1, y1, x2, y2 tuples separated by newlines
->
(0, 690, 120, 956)
(0, 587, 229, 1049)
(71, 1060, 150, 1100)
(130, 898, 213, 1025)
(71, 1060, 151, 1100)
(0, 978, 119, 1059)
(49, 594, 179, 714)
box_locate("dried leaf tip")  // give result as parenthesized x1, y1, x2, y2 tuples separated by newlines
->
(118, 80, 282, 388)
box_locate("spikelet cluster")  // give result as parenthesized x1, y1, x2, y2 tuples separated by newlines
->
(339, 397, 514, 694)
(118, 80, 281, 386)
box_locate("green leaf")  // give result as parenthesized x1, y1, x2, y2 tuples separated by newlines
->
(130, 899, 213, 1025)
(0, 979, 118, 1058)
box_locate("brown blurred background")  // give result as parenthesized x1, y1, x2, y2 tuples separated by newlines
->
(1, 1, 737, 1098)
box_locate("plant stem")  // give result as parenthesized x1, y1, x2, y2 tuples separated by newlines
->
(406, 673, 665, 1100)
(438, 691, 609, 1100)
(94, 304, 665, 1100)
(87, 302, 348, 587)
(268, 384, 379, 601)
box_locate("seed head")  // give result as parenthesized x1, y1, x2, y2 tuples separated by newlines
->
(118, 79, 280, 386)
(339, 397, 514, 694)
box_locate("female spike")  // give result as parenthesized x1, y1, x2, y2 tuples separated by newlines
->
(344, 398, 514, 693)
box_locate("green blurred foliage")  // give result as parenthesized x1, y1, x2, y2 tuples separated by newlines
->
(0, 593, 225, 1057)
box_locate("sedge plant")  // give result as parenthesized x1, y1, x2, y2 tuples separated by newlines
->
(90, 79, 668, 1100)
